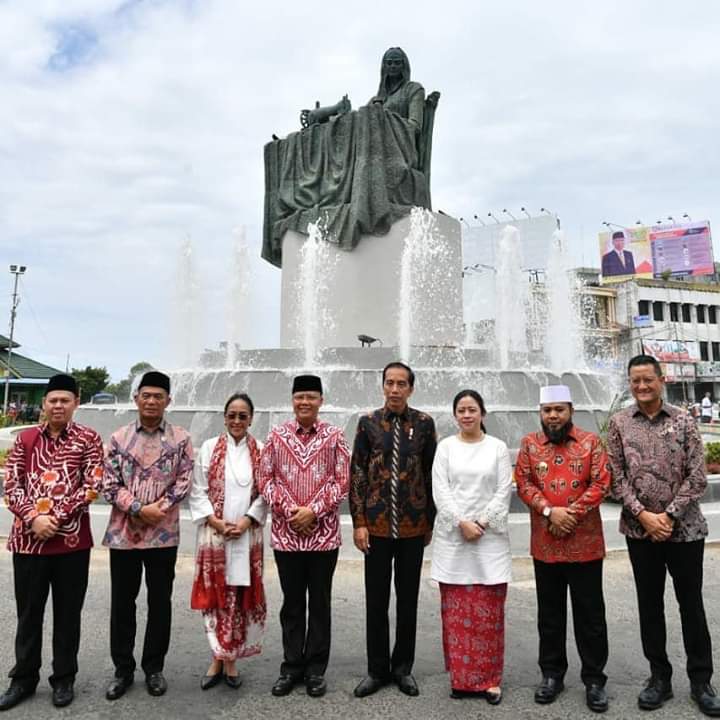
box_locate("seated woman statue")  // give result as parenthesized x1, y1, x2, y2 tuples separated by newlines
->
(368, 47, 425, 136)
(262, 46, 439, 268)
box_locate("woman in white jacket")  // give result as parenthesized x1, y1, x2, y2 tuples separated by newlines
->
(189, 393, 267, 690)
(431, 389, 513, 705)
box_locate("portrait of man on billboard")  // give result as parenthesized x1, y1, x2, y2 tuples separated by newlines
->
(601, 230, 636, 277)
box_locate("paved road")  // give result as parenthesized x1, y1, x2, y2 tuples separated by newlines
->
(0, 545, 718, 719)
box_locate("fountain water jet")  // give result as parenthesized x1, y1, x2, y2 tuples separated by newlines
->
(399, 208, 458, 363)
(225, 226, 251, 369)
(295, 220, 337, 368)
(173, 236, 202, 369)
(545, 229, 585, 373)
(494, 225, 528, 368)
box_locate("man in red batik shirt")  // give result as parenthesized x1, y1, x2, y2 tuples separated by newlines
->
(516, 384, 611, 714)
(0, 374, 104, 711)
(258, 374, 349, 699)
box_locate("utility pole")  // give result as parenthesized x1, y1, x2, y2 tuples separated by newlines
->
(3, 265, 26, 415)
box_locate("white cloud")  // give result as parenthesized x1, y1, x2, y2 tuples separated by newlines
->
(1, 0, 719, 377)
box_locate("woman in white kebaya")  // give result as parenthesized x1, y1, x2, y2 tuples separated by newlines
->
(431, 389, 513, 705)
(189, 393, 267, 690)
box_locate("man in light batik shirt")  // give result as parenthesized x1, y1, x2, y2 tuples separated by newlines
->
(101, 371, 193, 701)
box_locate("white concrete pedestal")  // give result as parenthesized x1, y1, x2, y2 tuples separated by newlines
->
(279, 212, 463, 349)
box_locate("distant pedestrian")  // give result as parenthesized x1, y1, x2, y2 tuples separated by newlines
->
(607, 355, 720, 716)
(102, 371, 193, 700)
(701, 392, 712, 424)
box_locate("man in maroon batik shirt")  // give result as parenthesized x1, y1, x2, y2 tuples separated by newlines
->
(0, 374, 104, 711)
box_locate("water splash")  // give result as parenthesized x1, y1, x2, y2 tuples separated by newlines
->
(173, 236, 202, 368)
(296, 220, 337, 367)
(545, 229, 585, 372)
(398, 208, 456, 362)
(225, 226, 250, 368)
(494, 225, 528, 368)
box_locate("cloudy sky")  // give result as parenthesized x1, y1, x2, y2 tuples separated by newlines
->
(2, 0, 719, 379)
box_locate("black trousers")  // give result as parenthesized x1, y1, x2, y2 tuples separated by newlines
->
(10, 549, 90, 688)
(627, 537, 713, 684)
(364, 535, 425, 678)
(274, 549, 339, 678)
(534, 558, 608, 686)
(109, 547, 177, 677)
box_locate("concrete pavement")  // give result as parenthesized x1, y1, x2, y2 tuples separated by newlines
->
(0, 544, 717, 719)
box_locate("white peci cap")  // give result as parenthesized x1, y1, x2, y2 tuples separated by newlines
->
(539, 385, 572, 405)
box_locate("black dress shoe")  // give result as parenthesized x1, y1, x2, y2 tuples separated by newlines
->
(106, 675, 133, 701)
(305, 675, 327, 697)
(271, 674, 298, 697)
(586, 683, 608, 713)
(52, 680, 74, 708)
(691, 682, 720, 717)
(0, 682, 35, 711)
(145, 672, 167, 697)
(534, 676, 564, 704)
(200, 672, 223, 690)
(394, 674, 419, 697)
(354, 675, 387, 698)
(224, 674, 242, 690)
(638, 676, 672, 710)
(485, 688, 503, 705)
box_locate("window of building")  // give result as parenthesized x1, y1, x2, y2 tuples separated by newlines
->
(652, 301, 664, 322)
(709, 306, 718, 324)
(682, 303, 692, 323)
(713, 342, 720, 361)
(670, 303, 679, 322)
(700, 341, 709, 361)
(638, 300, 650, 316)
(697, 305, 706, 323)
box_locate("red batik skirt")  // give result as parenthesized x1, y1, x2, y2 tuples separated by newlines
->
(439, 583, 508, 692)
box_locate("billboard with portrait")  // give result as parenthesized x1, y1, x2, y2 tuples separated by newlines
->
(598, 226, 653, 283)
(599, 220, 714, 283)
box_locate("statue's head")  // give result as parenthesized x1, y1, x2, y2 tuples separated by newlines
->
(380, 47, 411, 86)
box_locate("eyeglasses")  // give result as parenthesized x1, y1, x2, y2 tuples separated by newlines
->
(225, 412, 250, 421)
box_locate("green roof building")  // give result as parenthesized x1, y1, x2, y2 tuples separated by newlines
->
(0, 335, 63, 408)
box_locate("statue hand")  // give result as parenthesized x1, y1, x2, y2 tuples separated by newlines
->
(338, 94, 351, 114)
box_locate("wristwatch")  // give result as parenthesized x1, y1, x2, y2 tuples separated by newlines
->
(542, 506, 553, 518)
(129, 500, 143, 517)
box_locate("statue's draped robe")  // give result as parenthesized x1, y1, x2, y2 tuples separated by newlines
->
(262, 82, 431, 268)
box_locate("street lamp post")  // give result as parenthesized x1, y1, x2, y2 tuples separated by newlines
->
(3, 264, 27, 415)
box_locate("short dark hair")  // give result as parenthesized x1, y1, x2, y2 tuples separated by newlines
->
(628, 354, 662, 377)
(452, 389, 487, 433)
(224, 392, 255, 416)
(382, 361, 415, 387)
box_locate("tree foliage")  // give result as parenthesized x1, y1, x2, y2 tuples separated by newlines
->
(71, 366, 110, 403)
(105, 361, 154, 402)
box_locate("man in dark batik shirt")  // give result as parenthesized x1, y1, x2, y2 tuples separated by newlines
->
(350, 362, 436, 698)
(608, 354, 720, 717)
